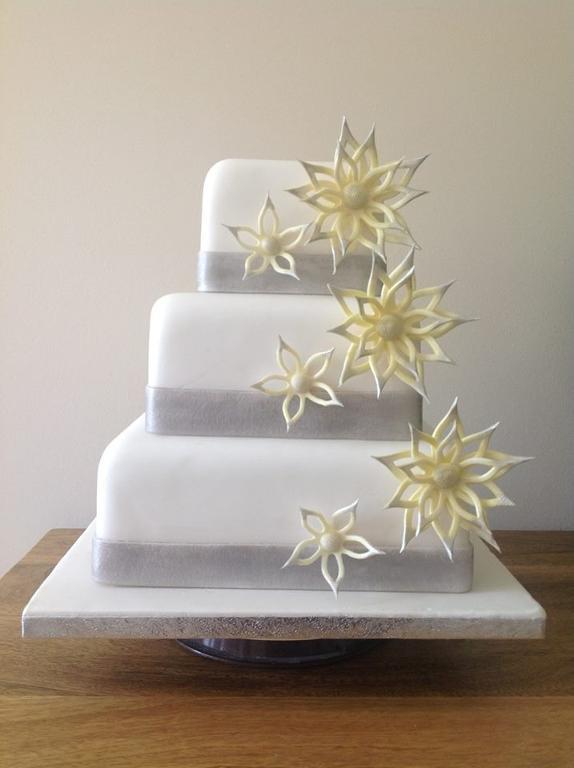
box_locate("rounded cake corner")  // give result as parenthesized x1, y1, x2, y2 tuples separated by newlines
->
(203, 158, 239, 190)
(150, 293, 188, 322)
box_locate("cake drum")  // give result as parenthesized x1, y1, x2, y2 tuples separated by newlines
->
(22, 523, 546, 667)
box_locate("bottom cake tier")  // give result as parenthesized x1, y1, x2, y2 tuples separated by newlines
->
(93, 416, 473, 592)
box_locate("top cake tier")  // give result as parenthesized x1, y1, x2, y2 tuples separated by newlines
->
(198, 159, 372, 294)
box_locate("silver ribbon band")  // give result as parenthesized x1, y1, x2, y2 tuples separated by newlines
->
(197, 250, 373, 294)
(92, 537, 473, 592)
(145, 386, 422, 440)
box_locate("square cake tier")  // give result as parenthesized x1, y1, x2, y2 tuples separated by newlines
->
(93, 416, 473, 592)
(146, 292, 422, 440)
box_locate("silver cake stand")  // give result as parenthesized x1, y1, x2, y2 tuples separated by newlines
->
(177, 637, 382, 666)
(22, 523, 545, 665)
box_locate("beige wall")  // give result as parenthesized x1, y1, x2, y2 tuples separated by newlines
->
(1, 0, 573, 576)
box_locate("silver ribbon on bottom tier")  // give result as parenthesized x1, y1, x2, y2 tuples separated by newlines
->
(92, 537, 473, 591)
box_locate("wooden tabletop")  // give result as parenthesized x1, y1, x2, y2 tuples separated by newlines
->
(0, 530, 572, 768)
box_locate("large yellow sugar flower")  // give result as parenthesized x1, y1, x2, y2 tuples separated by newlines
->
(330, 250, 469, 400)
(375, 399, 532, 557)
(288, 118, 427, 271)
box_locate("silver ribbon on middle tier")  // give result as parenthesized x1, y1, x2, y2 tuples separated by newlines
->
(145, 386, 422, 440)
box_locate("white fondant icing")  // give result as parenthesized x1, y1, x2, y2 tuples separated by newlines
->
(96, 415, 470, 554)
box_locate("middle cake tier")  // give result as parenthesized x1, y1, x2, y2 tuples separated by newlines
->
(146, 292, 422, 439)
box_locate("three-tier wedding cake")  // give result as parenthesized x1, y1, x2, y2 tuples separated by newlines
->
(92, 120, 528, 596)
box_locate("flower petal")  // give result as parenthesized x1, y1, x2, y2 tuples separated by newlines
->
(303, 158, 338, 180)
(401, 508, 423, 552)
(353, 125, 378, 172)
(356, 328, 383, 359)
(271, 252, 299, 279)
(339, 117, 360, 154)
(282, 538, 321, 568)
(329, 284, 360, 316)
(332, 499, 358, 534)
(279, 224, 309, 251)
(342, 534, 382, 559)
(305, 192, 341, 214)
(339, 341, 370, 384)
(329, 232, 347, 273)
(258, 194, 279, 236)
(431, 519, 455, 560)
(365, 251, 387, 294)
(300, 508, 328, 536)
(282, 393, 305, 430)
(474, 524, 502, 552)
(417, 336, 453, 364)
(287, 183, 315, 201)
(368, 354, 399, 399)
(224, 225, 260, 251)
(303, 348, 334, 379)
(277, 337, 302, 375)
(382, 226, 416, 247)
(243, 251, 269, 279)
(480, 481, 515, 509)
(385, 261, 415, 304)
(432, 398, 461, 443)
(321, 553, 344, 596)
(357, 296, 383, 321)
(384, 478, 421, 509)
(334, 140, 357, 186)
(306, 382, 343, 408)
(251, 374, 289, 396)
(409, 424, 436, 458)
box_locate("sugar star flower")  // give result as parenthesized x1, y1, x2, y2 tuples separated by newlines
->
(329, 249, 469, 400)
(252, 337, 342, 430)
(224, 195, 308, 280)
(283, 500, 381, 595)
(288, 118, 427, 271)
(375, 399, 532, 558)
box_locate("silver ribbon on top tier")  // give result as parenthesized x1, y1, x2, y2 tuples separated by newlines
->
(145, 386, 422, 440)
(197, 250, 373, 294)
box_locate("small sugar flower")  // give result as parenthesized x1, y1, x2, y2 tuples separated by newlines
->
(252, 337, 342, 430)
(283, 500, 381, 595)
(224, 195, 308, 280)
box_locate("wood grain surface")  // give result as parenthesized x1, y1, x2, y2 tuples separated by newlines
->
(0, 529, 572, 768)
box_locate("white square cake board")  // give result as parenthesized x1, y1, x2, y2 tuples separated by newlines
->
(22, 522, 545, 640)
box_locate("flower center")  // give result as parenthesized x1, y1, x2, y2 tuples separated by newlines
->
(342, 182, 369, 210)
(432, 463, 461, 490)
(260, 236, 282, 256)
(319, 531, 344, 554)
(376, 314, 403, 340)
(290, 372, 312, 394)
